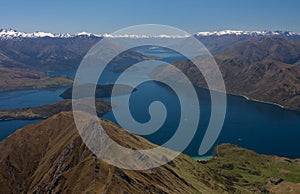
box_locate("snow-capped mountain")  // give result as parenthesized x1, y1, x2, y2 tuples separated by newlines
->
(0, 29, 73, 39)
(1, 29, 300, 40)
(195, 30, 300, 37)
(0, 29, 189, 39)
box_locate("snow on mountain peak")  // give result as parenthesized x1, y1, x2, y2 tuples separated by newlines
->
(0, 29, 299, 39)
(0, 29, 73, 39)
(195, 30, 300, 36)
(76, 32, 101, 37)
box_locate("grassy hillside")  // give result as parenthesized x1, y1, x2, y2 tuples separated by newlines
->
(205, 144, 300, 193)
(0, 112, 299, 193)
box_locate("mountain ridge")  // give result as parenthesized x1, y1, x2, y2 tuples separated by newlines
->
(1, 111, 300, 193)
(1, 28, 300, 39)
(150, 37, 300, 111)
(0, 111, 228, 193)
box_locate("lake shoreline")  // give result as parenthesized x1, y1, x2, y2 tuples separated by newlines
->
(0, 84, 72, 94)
(148, 74, 297, 112)
(229, 92, 285, 109)
(0, 98, 112, 121)
(191, 155, 214, 161)
(194, 85, 293, 111)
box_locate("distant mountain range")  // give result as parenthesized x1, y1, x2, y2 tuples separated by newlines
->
(1, 28, 299, 72)
(0, 33, 148, 72)
(1, 28, 300, 110)
(1, 29, 300, 39)
(196, 30, 300, 37)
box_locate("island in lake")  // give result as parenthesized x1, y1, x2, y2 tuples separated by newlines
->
(60, 83, 136, 99)
(0, 83, 137, 120)
(0, 98, 112, 120)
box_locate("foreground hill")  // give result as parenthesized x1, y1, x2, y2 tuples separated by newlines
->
(0, 112, 229, 193)
(151, 37, 300, 110)
(207, 144, 300, 193)
(0, 112, 300, 193)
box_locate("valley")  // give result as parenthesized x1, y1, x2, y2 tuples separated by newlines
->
(2, 0, 300, 193)
(0, 29, 300, 193)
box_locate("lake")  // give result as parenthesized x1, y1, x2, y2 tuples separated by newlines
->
(0, 87, 67, 141)
(101, 80, 300, 158)
(1, 48, 300, 158)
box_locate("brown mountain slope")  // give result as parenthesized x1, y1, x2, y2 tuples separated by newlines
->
(0, 112, 231, 194)
(150, 37, 300, 110)
(1, 112, 300, 193)
(216, 38, 300, 110)
(0, 67, 72, 92)
(216, 37, 300, 64)
(0, 37, 150, 72)
(0, 37, 99, 72)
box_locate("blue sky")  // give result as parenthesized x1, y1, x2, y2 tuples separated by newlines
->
(1, 0, 299, 34)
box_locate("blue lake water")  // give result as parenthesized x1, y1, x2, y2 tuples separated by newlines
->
(0, 48, 300, 158)
(101, 81, 300, 158)
(0, 87, 68, 110)
(0, 87, 67, 141)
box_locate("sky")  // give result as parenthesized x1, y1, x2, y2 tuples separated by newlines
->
(0, 0, 300, 34)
